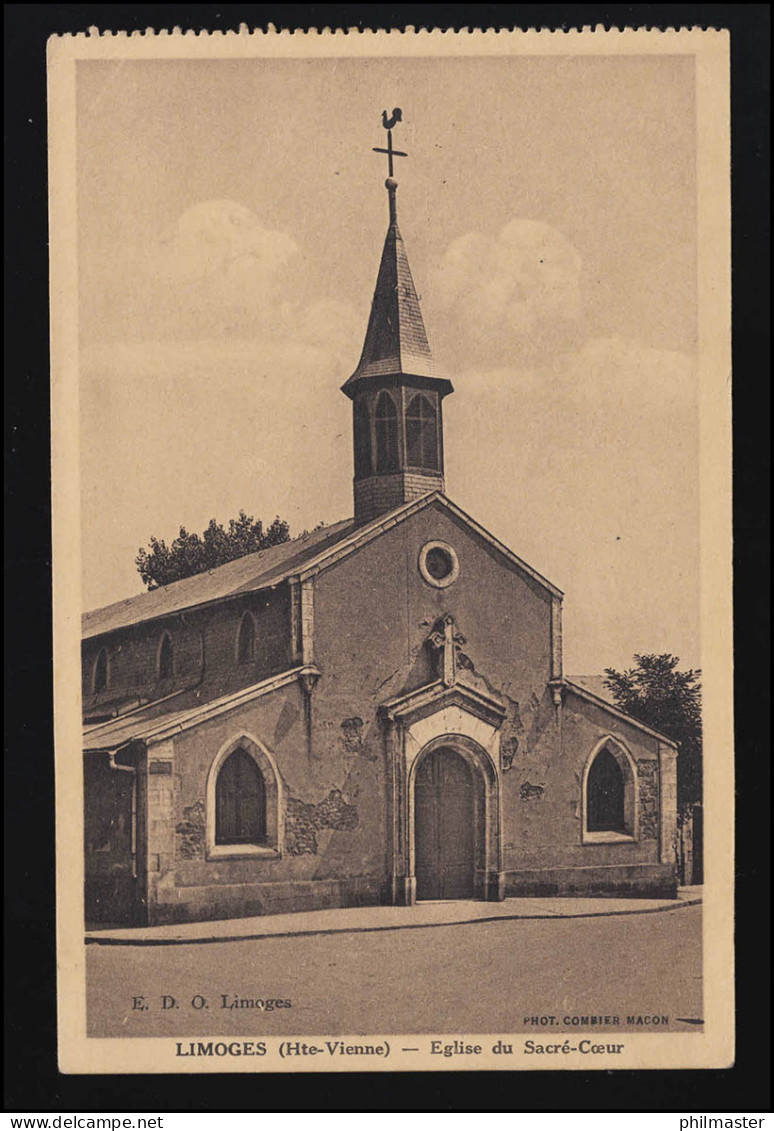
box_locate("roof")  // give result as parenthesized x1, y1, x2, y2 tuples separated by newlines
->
(561, 678, 679, 748)
(83, 491, 563, 643)
(566, 674, 615, 704)
(342, 184, 443, 394)
(83, 666, 318, 751)
(292, 491, 564, 598)
(82, 519, 355, 640)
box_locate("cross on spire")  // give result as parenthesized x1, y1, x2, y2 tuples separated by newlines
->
(372, 107, 408, 178)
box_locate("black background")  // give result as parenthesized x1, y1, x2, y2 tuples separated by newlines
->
(4, 2, 770, 1114)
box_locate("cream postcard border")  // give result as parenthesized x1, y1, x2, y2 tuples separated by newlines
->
(49, 25, 733, 1075)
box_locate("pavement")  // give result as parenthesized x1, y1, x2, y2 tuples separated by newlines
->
(86, 885, 702, 946)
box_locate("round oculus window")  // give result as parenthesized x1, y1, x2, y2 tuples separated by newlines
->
(418, 541, 460, 588)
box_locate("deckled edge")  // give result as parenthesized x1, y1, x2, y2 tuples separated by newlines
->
(47, 23, 730, 43)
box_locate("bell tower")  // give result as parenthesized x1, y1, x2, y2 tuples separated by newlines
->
(342, 112, 454, 525)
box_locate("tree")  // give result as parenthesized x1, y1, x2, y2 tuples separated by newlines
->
(603, 653, 702, 810)
(136, 511, 290, 590)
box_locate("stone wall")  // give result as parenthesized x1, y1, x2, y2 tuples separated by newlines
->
(637, 760, 660, 839)
(142, 678, 385, 925)
(505, 862, 677, 899)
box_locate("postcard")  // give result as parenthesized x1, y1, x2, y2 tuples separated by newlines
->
(50, 24, 733, 1073)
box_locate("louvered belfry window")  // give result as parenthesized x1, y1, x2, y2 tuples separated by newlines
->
(375, 391, 399, 472)
(215, 748, 267, 845)
(354, 397, 372, 477)
(406, 393, 438, 470)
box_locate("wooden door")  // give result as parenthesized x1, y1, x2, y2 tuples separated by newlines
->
(415, 747, 476, 900)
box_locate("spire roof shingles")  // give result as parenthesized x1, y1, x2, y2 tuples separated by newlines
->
(342, 184, 435, 394)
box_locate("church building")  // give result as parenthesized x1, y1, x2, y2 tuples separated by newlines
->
(82, 150, 679, 927)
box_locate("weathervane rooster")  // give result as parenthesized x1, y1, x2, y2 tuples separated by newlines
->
(381, 107, 402, 130)
(373, 108, 408, 179)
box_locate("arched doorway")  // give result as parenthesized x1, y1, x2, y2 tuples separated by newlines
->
(414, 746, 479, 900)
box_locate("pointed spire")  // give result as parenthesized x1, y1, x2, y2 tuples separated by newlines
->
(343, 116, 454, 524)
(341, 178, 435, 394)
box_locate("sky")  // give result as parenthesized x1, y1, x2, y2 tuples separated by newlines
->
(76, 53, 698, 673)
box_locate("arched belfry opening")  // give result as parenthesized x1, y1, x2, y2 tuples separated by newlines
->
(374, 390, 399, 472)
(406, 392, 440, 470)
(353, 396, 371, 477)
(342, 114, 453, 525)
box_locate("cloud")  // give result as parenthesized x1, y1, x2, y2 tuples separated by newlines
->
(153, 200, 299, 292)
(79, 335, 357, 612)
(564, 335, 698, 417)
(434, 219, 584, 367)
(443, 336, 699, 670)
(116, 199, 362, 344)
(79, 201, 364, 615)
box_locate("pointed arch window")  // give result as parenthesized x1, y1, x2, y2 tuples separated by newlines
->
(375, 391, 399, 473)
(206, 735, 282, 859)
(93, 648, 108, 693)
(215, 747, 267, 845)
(583, 738, 637, 841)
(158, 632, 174, 680)
(354, 397, 372, 477)
(406, 393, 438, 470)
(587, 748, 625, 832)
(237, 612, 256, 664)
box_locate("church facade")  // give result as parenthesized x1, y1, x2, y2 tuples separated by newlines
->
(82, 172, 679, 927)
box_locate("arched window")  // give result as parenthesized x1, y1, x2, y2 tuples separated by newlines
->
(158, 632, 174, 680)
(215, 747, 267, 845)
(582, 737, 639, 843)
(586, 747, 625, 832)
(206, 734, 282, 858)
(93, 648, 108, 693)
(237, 612, 256, 664)
(405, 393, 438, 470)
(375, 391, 399, 473)
(353, 397, 372, 477)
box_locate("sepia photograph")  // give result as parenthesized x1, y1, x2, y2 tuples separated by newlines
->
(48, 25, 733, 1074)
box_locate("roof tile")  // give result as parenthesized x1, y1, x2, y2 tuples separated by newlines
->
(344, 216, 434, 388)
(82, 519, 354, 640)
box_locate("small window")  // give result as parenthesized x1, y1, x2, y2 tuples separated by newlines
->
(354, 397, 372, 478)
(237, 612, 256, 664)
(375, 391, 399, 473)
(425, 546, 453, 580)
(418, 540, 460, 589)
(93, 648, 108, 693)
(406, 393, 438, 470)
(158, 633, 174, 680)
(215, 747, 267, 845)
(587, 747, 625, 832)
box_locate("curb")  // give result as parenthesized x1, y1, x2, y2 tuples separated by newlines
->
(85, 895, 702, 948)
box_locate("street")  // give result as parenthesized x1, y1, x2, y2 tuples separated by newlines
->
(86, 905, 702, 1037)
